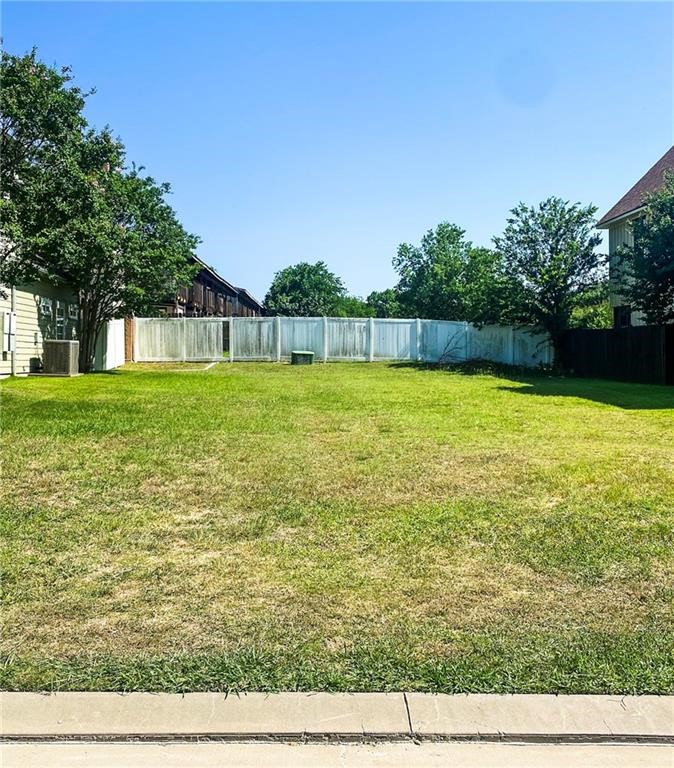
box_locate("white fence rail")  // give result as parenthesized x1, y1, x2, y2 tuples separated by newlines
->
(134, 316, 552, 367)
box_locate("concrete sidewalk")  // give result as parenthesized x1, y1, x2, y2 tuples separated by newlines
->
(2, 692, 673, 743)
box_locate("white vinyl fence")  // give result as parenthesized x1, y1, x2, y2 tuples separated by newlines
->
(93, 318, 125, 371)
(135, 317, 226, 362)
(134, 316, 552, 367)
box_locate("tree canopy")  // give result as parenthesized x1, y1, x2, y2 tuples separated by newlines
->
(618, 172, 674, 324)
(0, 49, 88, 282)
(393, 222, 510, 323)
(264, 261, 346, 316)
(34, 131, 197, 368)
(493, 197, 604, 361)
(366, 288, 403, 318)
(568, 279, 612, 329)
(334, 295, 374, 317)
(0, 49, 198, 370)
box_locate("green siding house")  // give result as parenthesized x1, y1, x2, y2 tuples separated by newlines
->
(1, 281, 80, 376)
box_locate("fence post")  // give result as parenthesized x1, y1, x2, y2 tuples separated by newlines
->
(323, 316, 328, 363)
(124, 316, 134, 362)
(276, 315, 281, 362)
(230, 317, 235, 362)
(416, 318, 422, 362)
(182, 315, 187, 362)
(510, 326, 516, 365)
(465, 322, 471, 361)
(368, 317, 375, 362)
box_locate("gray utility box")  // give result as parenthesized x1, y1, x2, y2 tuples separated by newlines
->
(291, 350, 314, 365)
(43, 340, 80, 376)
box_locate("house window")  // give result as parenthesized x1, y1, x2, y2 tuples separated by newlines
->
(68, 304, 79, 321)
(56, 302, 66, 339)
(614, 305, 632, 328)
(40, 297, 53, 316)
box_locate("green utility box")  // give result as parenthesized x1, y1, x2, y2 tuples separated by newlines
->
(291, 350, 315, 365)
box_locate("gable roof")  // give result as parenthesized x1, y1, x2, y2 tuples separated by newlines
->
(235, 286, 263, 310)
(190, 254, 238, 296)
(597, 145, 674, 227)
(187, 255, 262, 309)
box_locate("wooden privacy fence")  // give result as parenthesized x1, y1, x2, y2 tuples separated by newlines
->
(562, 325, 674, 385)
(134, 316, 552, 367)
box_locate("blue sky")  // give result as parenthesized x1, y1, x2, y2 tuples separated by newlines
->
(3, 2, 673, 300)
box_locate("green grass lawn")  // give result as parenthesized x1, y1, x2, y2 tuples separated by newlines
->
(1, 362, 673, 693)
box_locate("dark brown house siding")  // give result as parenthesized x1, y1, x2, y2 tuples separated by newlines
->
(235, 287, 264, 317)
(157, 256, 262, 317)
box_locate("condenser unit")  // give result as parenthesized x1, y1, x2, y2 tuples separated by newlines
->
(42, 340, 79, 376)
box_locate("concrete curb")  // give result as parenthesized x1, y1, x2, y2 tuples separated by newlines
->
(2, 693, 673, 744)
(4, 742, 674, 768)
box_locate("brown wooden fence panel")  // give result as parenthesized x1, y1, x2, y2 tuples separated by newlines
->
(124, 316, 135, 362)
(666, 325, 674, 386)
(562, 326, 671, 385)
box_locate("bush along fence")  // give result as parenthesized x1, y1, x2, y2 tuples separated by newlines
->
(132, 316, 553, 368)
(562, 325, 674, 386)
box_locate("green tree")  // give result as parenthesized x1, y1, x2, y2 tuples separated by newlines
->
(0, 49, 89, 283)
(35, 131, 198, 370)
(264, 261, 346, 316)
(1, 50, 198, 371)
(493, 197, 604, 363)
(393, 222, 509, 323)
(619, 172, 674, 324)
(334, 295, 374, 317)
(568, 280, 612, 329)
(366, 288, 403, 318)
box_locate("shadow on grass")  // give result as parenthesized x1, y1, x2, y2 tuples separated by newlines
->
(86, 369, 124, 375)
(387, 360, 674, 410)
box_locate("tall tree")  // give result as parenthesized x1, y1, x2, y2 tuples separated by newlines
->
(619, 172, 674, 324)
(33, 131, 198, 370)
(264, 261, 346, 316)
(393, 222, 509, 323)
(493, 197, 604, 362)
(0, 49, 89, 283)
(0, 50, 199, 371)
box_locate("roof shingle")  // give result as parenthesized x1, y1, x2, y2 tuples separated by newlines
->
(597, 145, 674, 227)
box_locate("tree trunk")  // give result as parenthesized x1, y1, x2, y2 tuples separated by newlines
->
(549, 331, 566, 370)
(78, 324, 98, 372)
(78, 300, 103, 372)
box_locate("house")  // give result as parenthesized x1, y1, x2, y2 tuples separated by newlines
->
(1, 256, 263, 375)
(157, 255, 263, 317)
(597, 145, 674, 327)
(0, 280, 80, 375)
(0, 280, 125, 376)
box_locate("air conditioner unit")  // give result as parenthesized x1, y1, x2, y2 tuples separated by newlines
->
(43, 340, 79, 375)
